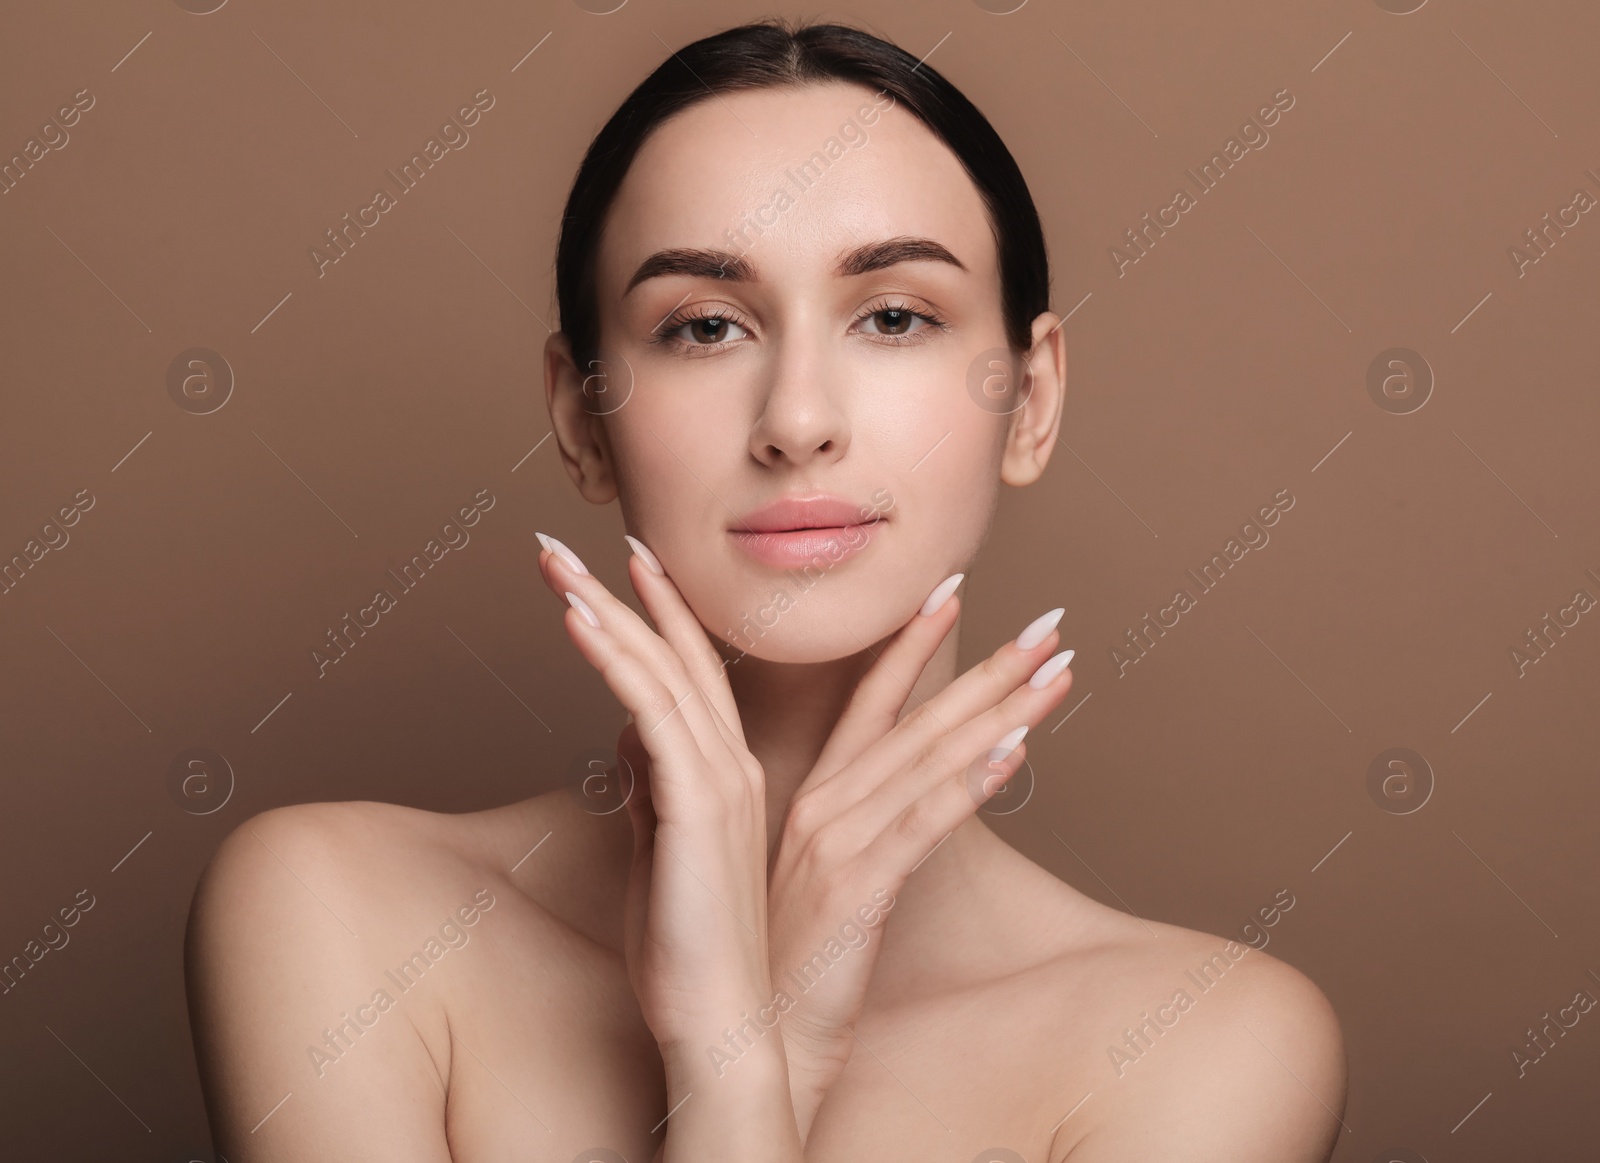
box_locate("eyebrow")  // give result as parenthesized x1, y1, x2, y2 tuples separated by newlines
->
(622, 235, 967, 296)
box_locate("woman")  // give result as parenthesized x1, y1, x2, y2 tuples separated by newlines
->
(185, 18, 1346, 1161)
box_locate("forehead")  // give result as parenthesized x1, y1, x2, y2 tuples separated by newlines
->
(598, 81, 996, 293)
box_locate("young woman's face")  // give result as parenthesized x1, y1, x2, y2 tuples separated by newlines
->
(571, 81, 1051, 663)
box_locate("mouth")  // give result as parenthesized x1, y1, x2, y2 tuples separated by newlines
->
(729, 494, 886, 569)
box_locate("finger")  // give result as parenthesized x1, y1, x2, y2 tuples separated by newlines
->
(858, 739, 1028, 884)
(801, 573, 965, 792)
(621, 534, 745, 743)
(536, 533, 736, 767)
(806, 602, 1067, 815)
(837, 650, 1072, 842)
(547, 567, 735, 816)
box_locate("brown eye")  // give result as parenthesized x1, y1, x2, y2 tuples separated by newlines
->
(876, 309, 912, 335)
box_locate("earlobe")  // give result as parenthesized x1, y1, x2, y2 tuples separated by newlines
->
(545, 332, 619, 504)
(998, 313, 1066, 487)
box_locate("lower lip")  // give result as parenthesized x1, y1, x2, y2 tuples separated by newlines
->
(729, 524, 879, 568)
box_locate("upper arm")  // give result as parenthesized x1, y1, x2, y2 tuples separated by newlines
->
(1059, 950, 1348, 1163)
(184, 804, 455, 1162)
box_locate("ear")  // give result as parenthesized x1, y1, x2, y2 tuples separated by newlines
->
(999, 312, 1067, 487)
(545, 330, 620, 505)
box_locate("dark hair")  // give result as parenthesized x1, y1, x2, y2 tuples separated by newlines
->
(553, 16, 1051, 371)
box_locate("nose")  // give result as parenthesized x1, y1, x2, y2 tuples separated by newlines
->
(747, 340, 851, 468)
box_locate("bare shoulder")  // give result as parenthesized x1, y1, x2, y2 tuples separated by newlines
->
(183, 799, 515, 1161)
(1051, 911, 1347, 1163)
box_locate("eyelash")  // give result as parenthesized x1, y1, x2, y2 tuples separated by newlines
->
(649, 296, 950, 355)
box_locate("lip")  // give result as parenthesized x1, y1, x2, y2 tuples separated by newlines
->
(729, 493, 886, 569)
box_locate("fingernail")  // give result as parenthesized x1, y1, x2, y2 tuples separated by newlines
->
(1027, 648, 1074, 689)
(994, 725, 1028, 752)
(623, 534, 665, 575)
(536, 532, 588, 576)
(919, 572, 965, 616)
(1015, 607, 1065, 650)
(565, 590, 600, 627)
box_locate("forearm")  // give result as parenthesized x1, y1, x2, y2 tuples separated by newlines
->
(656, 1032, 806, 1162)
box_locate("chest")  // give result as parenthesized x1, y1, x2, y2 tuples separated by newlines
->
(431, 906, 1105, 1162)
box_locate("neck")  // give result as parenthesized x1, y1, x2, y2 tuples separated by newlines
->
(721, 607, 966, 849)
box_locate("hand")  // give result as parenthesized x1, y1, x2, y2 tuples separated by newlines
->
(534, 532, 773, 1066)
(763, 586, 1075, 1134)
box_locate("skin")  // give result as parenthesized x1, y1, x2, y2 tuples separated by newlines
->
(185, 81, 1347, 1161)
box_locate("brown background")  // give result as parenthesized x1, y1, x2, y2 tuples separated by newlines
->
(1, 0, 1596, 1159)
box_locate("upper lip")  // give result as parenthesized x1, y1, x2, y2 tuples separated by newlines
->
(733, 494, 883, 534)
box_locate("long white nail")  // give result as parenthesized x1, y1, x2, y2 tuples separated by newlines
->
(1027, 648, 1074, 689)
(536, 532, 588, 575)
(994, 725, 1028, 752)
(623, 534, 665, 575)
(565, 591, 600, 627)
(1015, 607, 1065, 650)
(920, 572, 965, 616)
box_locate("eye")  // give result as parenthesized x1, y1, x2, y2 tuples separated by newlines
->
(652, 308, 751, 351)
(855, 298, 949, 344)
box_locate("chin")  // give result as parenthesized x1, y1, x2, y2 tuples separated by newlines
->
(698, 565, 916, 665)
